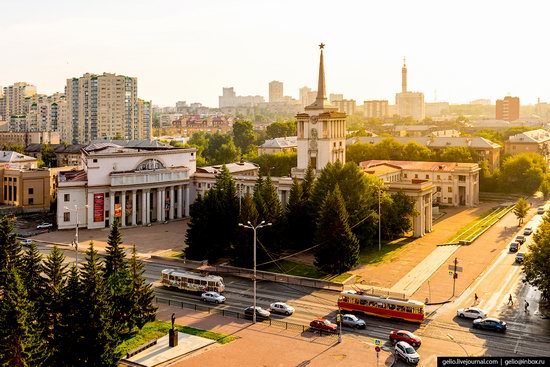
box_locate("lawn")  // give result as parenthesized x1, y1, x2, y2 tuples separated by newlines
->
(262, 259, 352, 283)
(357, 237, 414, 265)
(448, 205, 513, 243)
(117, 320, 237, 357)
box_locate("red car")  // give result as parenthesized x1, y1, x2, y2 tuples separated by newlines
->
(389, 330, 422, 348)
(310, 318, 337, 333)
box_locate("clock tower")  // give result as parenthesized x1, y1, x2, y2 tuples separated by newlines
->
(294, 44, 347, 177)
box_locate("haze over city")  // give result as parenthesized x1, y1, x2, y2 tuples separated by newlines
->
(3, 0, 550, 106)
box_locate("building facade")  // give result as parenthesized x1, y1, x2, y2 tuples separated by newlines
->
(57, 143, 197, 230)
(504, 129, 550, 160)
(364, 100, 389, 118)
(332, 99, 356, 115)
(218, 87, 264, 108)
(137, 99, 153, 140)
(258, 136, 297, 155)
(0, 131, 60, 147)
(496, 96, 520, 121)
(269, 81, 283, 103)
(66, 73, 145, 144)
(395, 60, 425, 121)
(0, 82, 37, 120)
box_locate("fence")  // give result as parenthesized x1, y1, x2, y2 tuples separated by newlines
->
(155, 296, 338, 338)
(150, 256, 347, 291)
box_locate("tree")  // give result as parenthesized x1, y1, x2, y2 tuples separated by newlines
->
(128, 245, 157, 330)
(313, 186, 360, 274)
(0, 216, 22, 285)
(58, 266, 85, 367)
(540, 178, 550, 200)
(284, 179, 306, 250)
(232, 120, 255, 154)
(184, 195, 209, 260)
(265, 120, 296, 139)
(524, 220, 550, 300)
(345, 143, 375, 165)
(251, 151, 297, 176)
(402, 142, 433, 161)
(253, 175, 283, 256)
(437, 146, 475, 163)
(381, 192, 418, 239)
(104, 218, 126, 278)
(232, 194, 259, 267)
(513, 197, 530, 226)
(40, 144, 57, 168)
(0, 268, 45, 367)
(78, 243, 119, 366)
(202, 133, 240, 165)
(499, 153, 547, 194)
(40, 247, 68, 367)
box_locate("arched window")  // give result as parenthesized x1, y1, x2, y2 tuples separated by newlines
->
(136, 159, 165, 171)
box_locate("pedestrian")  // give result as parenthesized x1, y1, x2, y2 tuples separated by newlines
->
(474, 293, 478, 304)
(508, 294, 513, 306)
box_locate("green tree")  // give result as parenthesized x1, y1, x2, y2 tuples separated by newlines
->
(513, 197, 530, 226)
(0, 216, 22, 284)
(79, 243, 120, 366)
(203, 133, 240, 164)
(104, 218, 126, 278)
(184, 195, 209, 260)
(402, 141, 434, 161)
(58, 266, 85, 367)
(437, 146, 475, 162)
(346, 143, 375, 165)
(313, 186, 360, 274)
(499, 153, 547, 194)
(524, 219, 550, 300)
(232, 194, 259, 267)
(540, 177, 550, 200)
(232, 120, 255, 154)
(381, 192, 418, 239)
(40, 144, 57, 168)
(252, 151, 297, 176)
(20, 243, 44, 305)
(40, 247, 68, 367)
(128, 245, 157, 330)
(265, 120, 297, 139)
(254, 175, 283, 256)
(284, 179, 306, 250)
(0, 268, 45, 367)
(1, 143, 24, 153)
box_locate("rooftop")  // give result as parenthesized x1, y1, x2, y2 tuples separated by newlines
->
(196, 162, 259, 174)
(58, 169, 87, 182)
(0, 151, 37, 163)
(259, 136, 297, 149)
(360, 160, 479, 172)
(346, 136, 501, 149)
(507, 129, 550, 143)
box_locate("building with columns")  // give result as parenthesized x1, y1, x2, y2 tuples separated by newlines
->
(56, 143, 196, 230)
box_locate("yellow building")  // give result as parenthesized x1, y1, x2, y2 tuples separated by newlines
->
(504, 129, 550, 160)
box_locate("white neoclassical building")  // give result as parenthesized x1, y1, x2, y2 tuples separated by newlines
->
(57, 143, 196, 230)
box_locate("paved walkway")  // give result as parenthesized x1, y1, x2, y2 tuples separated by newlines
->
(351, 202, 495, 290)
(156, 304, 393, 367)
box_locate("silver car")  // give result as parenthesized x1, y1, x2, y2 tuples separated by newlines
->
(269, 302, 295, 315)
(338, 314, 366, 329)
(395, 341, 420, 365)
(457, 307, 487, 319)
(201, 291, 226, 304)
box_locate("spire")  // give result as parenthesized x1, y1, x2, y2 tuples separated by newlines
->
(401, 56, 407, 93)
(305, 43, 337, 112)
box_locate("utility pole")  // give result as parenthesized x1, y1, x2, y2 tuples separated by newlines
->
(452, 257, 458, 297)
(337, 310, 342, 343)
(378, 187, 381, 252)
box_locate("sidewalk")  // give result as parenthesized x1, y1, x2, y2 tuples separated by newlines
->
(156, 304, 393, 367)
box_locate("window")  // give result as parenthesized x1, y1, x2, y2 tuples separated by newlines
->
(437, 175, 440, 180)
(93, 159, 98, 163)
(458, 175, 466, 182)
(448, 187, 452, 193)
(414, 174, 418, 178)
(404, 174, 408, 178)
(437, 186, 441, 192)
(425, 175, 429, 179)
(63, 212, 71, 222)
(13, 178, 16, 183)
(28, 188, 34, 195)
(64, 194, 70, 202)
(28, 198, 34, 205)
(448, 197, 452, 204)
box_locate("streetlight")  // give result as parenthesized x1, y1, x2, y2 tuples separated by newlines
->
(447, 333, 469, 356)
(63, 204, 89, 265)
(377, 187, 381, 252)
(238, 220, 272, 323)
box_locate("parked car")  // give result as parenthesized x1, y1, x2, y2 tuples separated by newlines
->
(389, 330, 422, 348)
(269, 302, 294, 316)
(509, 242, 519, 252)
(338, 314, 366, 329)
(524, 227, 533, 236)
(472, 317, 507, 332)
(20, 239, 33, 246)
(394, 341, 420, 365)
(244, 306, 271, 321)
(456, 307, 487, 319)
(309, 318, 337, 333)
(515, 252, 525, 264)
(515, 235, 525, 244)
(538, 206, 545, 215)
(201, 291, 226, 304)
(36, 222, 53, 229)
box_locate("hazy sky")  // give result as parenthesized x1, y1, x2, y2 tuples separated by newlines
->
(2, 0, 550, 107)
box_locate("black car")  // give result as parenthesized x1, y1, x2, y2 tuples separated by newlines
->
(509, 242, 519, 252)
(472, 318, 506, 332)
(244, 306, 271, 321)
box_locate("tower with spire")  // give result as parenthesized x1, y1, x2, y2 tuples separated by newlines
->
(396, 57, 425, 121)
(401, 57, 407, 93)
(293, 44, 347, 177)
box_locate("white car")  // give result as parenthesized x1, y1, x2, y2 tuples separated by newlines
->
(36, 222, 53, 229)
(339, 314, 366, 329)
(201, 291, 226, 304)
(523, 227, 533, 236)
(457, 307, 487, 319)
(395, 341, 420, 365)
(20, 239, 33, 246)
(269, 302, 295, 315)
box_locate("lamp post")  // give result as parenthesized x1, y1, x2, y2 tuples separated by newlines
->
(447, 333, 469, 356)
(238, 220, 272, 323)
(378, 187, 381, 252)
(64, 204, 89, 265)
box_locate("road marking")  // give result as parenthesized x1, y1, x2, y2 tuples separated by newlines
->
(513, 336, 521, 354)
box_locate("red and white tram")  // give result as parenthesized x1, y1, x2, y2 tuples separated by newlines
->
(337, 290, 425, 323)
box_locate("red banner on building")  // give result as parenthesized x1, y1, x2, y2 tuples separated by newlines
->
(114, 203, 122, 218)
(93, 193, 104, 222)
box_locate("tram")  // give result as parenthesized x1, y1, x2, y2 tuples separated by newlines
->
(337, 290, 425, 323)
(161, 268, 225, 293)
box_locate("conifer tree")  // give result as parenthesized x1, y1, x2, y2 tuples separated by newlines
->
(20, 243, 44, 305)
(79, 243, 119, 366)
(104, 217, 126, 278)
(129, 245, 157, 330)
(313, 186, 360, 274)
(58, 265, 85, 367)
(233, 194, 259, 267)
(253, 175, 266, 218)
(185, 194, 209, 260)
(284, 178, 305, 249)
(40, 246, 68, 367)
(0, 216, 22, 283)
(0, 268, 45, 367)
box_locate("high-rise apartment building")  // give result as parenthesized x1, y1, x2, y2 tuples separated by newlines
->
(364, 100, 389, 118)
(66, 73, 140, 143)
(332, 99, 356, 115)
(137, 99, 153, 140)
(329, 93, 343, 103)
(218, 87, 264, 108)
(395, 59, 425, 121)
(1, 82, 37, 120)
(269, 81, 283, 103)
(496, 96, 520, 121)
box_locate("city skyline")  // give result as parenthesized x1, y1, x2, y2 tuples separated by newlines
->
(3, 0, 550, 107)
